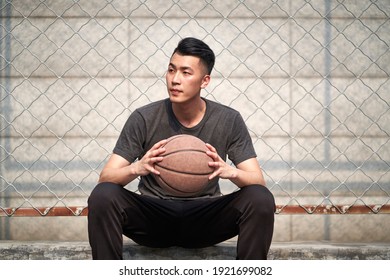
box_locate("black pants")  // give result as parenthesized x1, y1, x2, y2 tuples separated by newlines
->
(88, 182, 275, 260)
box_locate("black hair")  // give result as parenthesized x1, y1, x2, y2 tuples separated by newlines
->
(172, 37, 215, 75)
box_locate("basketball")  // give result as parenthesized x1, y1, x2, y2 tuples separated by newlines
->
(153, 134, 214, 197)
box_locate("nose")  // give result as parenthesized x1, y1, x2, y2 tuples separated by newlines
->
(171, 71, 180, 84)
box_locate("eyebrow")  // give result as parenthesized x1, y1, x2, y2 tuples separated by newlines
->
(168, 63, 193, 72)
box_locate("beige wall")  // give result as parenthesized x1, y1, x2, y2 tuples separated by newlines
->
(1, 0, 389, 242)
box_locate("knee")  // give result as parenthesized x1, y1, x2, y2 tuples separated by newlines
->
(88, 182, 123, 212)
(239, 185, 276, 215)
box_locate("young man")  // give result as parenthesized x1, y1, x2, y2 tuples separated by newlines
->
(88, 37, 275, 260)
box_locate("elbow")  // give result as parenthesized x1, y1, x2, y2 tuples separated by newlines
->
(97, 169, 127, 187)
(259, 178, 266, 187)
(98, 173, 106, 184)
(257, 171, 266, 187)
(98, 169, 110, 184)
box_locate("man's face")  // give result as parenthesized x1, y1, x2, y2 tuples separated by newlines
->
(166, 53, 210, 104)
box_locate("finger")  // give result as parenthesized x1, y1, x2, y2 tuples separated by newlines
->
(154, 156, 164, 162)
(206, 150, 218, 161)
(208, 169, 220, 180)
(150, 147, 166, 157)
(205, 143, 216, 152)
(147, 165, 160, 175)
(208, 161, 219, 168)
(153, 139, 168, 149)
(151, 165, 161, 175)
(147, 156, 163, 164)
(149, 157, 164, 175)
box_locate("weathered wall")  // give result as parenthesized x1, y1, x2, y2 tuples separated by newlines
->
(1, 0, 389, 242)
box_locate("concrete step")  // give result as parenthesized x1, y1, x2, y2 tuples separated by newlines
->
(1, 240, 389, 260)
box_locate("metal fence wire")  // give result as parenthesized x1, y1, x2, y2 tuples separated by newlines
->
(0, 0, 389, 218)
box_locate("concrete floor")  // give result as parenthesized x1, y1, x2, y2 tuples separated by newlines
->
(1, 240, 389, 260)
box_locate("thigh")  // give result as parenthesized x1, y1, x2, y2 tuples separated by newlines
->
(177, 192, 241, 248)
(178, 185, 275, 248)
(122, 193, 182, 248)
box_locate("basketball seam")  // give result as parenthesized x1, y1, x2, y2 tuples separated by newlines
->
(155, 164, 213, 175)
(158, 176, 198, 194)
(156, 135, 209, 196)
(162, 149, 208, 156)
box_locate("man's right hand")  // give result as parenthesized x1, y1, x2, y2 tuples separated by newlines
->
(133, 139, 167, 176)
(98, 139, 167, 186)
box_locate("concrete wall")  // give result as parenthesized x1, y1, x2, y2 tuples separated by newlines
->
(1, 0, 389, 242)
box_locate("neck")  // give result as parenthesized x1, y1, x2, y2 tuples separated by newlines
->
(172, 98, 206, 128)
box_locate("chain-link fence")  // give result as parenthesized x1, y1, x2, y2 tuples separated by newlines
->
(1, 0, 389, 229)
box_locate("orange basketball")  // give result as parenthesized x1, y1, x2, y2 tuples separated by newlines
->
(154, 134, 214, 197)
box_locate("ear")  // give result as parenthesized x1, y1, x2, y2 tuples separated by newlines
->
(200, 75, 211, 89)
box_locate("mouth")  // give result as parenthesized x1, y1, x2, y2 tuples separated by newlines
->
(169, 88, 181, 95)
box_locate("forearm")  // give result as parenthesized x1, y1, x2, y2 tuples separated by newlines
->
(99, 142, 166, 187)
(229, 168, 266, 188)
(98, 163, 139, 186)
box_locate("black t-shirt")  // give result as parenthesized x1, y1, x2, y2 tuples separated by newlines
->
(113, 98, 257, 199)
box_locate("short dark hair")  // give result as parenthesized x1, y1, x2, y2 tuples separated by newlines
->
(172, 37, 215, 75)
